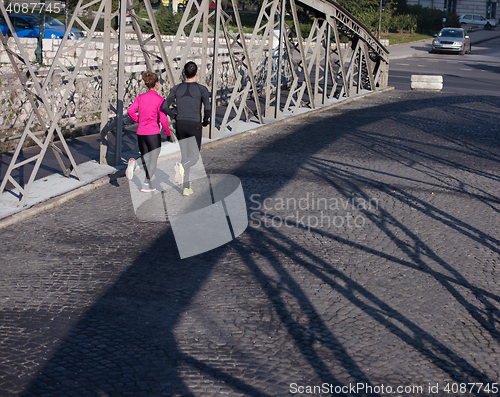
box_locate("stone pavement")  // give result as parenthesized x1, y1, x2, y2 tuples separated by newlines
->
(1, 89, 499, 397)
(2, 27, 500, 228)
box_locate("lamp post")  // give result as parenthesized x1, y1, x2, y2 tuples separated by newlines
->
(442, 0, 447, 27)
(35, 0, 45, 64)
(378, 0, 382, 41)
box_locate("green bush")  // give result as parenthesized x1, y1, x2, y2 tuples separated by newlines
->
(445, 13, 461, 28)
(139, 6, 191, 35)
(343, 0, 454, 35)
(408, 4, 443, 33)
(390, 13, 417, 33)
(78, 16, 104, 32)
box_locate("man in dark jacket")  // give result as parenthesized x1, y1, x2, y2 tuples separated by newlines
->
(162, 61, 211, 196)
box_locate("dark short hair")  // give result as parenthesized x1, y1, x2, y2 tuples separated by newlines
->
(184, 62, 198, 79)
(142, 70, 158, 89)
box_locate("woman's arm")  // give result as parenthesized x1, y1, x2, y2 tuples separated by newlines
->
(127, 97, 139, 123)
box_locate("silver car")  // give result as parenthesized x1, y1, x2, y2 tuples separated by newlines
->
(431, 28, 471, 55)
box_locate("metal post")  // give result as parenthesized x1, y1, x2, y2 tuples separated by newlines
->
(201, 0, 209, 84)
(322, 24, 330, 105)
(35, 0, 45, 63)
(115, 0, 127, 165)
(443, 0, 447, 27)
(210, 0, 221, 139)
(274, 0, 285, 119)
(100, 0, 112, 165)
(378, 0, 382, 41)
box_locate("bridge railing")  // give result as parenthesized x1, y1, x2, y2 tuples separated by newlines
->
(0, 0, 389, 206)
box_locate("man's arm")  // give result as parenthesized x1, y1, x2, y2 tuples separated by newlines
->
(201, 85, 211, 126)
(159, 103, 170, 137)
(162, 87, 177, 120)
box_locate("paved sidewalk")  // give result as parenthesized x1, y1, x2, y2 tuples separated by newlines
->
(1, 27, 499, 227)
(1, 89, 499, 396)
(0, 89, 385, 228)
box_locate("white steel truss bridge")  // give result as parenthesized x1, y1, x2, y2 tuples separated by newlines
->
(0, 0, 389, 206)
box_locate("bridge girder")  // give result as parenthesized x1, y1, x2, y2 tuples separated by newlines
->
(0, 0, 389, 205)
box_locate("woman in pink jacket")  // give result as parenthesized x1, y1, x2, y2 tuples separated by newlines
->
(126, 70, 170, 192)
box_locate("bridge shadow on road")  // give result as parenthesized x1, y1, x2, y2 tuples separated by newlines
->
(18, 92, 500, 396)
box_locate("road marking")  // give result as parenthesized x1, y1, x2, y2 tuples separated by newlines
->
(396, 63, 410, 66)
(460, 68, 472, 71)
(417, 65, 425, 67)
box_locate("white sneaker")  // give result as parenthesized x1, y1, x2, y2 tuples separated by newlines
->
(126, 158, 136, 180)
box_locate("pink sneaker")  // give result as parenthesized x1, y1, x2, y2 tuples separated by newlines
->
(141, 182, 156, 192)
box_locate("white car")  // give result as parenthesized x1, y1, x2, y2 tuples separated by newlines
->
(459, 14, 497, 30)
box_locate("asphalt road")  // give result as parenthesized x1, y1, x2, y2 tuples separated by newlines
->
(389, 36, 500, 94)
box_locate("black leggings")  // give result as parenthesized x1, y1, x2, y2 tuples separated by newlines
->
(137, 134, 162, 182)
(176, 121, 202, 188)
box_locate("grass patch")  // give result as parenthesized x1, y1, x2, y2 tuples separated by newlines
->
(380, 32, 433, 45)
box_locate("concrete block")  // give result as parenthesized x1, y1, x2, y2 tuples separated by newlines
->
(42, 39, 53, 51)
(130, 64, 143, 73)
(411, 75, 443, 90)
(411, 82, 443, 90)
(411, 75, 443, 83)
(0, 53, 10, 63)
(45, 51, 56, 61)
(52, 39, 62, 49)
(18, 38, 31, 46)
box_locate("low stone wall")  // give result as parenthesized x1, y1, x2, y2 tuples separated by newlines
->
(0, 37, 235, 144)
(0, 37, 197, 70)
(0, 32, 336, 71)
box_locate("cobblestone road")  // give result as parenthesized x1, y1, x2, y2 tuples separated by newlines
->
(1, 90, 500, 397)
